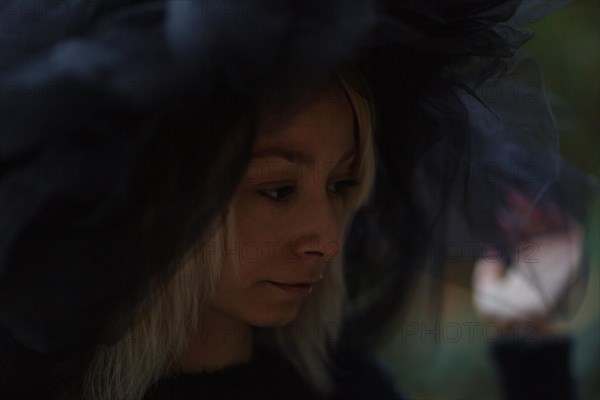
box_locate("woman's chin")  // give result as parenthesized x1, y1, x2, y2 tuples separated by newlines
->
(248, 306, 302, 328)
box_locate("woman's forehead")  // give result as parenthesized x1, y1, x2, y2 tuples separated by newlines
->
(254, 82, 354, 145)
(257, 79, 351, 128)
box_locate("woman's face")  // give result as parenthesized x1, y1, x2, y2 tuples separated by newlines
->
(211, 83, 358, 327)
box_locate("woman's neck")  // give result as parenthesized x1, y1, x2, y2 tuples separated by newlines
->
(177, 307, 253, 374)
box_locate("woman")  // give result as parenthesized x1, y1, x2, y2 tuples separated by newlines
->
(0, 1, 595, 399)
(82, 75, 381, 400)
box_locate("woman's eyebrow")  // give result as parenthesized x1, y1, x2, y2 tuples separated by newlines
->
(251, 147, 355, 166)
(252, 147, 313, 166)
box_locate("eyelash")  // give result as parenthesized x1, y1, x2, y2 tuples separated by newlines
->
(259, 179, 360, 202)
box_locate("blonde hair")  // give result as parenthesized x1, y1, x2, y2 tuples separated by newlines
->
(78, 74, 376, 400)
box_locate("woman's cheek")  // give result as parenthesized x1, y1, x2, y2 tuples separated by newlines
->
(233, 190, 276, 224)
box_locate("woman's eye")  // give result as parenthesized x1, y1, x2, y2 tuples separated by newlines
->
(327, 179, 360, 195)
(259, 186, 295, 201)
(258, 179, 360, 202)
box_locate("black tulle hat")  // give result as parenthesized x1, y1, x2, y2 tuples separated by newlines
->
(0, 0, 597, 389)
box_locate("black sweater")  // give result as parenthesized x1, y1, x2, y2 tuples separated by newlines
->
(144, 344, 405, 400)
(143, 339, 575, 400)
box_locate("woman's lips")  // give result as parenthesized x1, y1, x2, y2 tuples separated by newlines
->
(267, 281, 314, 297)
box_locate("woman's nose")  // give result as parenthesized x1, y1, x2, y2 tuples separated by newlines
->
(293, 235, 340, 261)
(291, 196, 342, 261)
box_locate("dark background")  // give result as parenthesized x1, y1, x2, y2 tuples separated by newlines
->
(380, 1, 600, 399)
